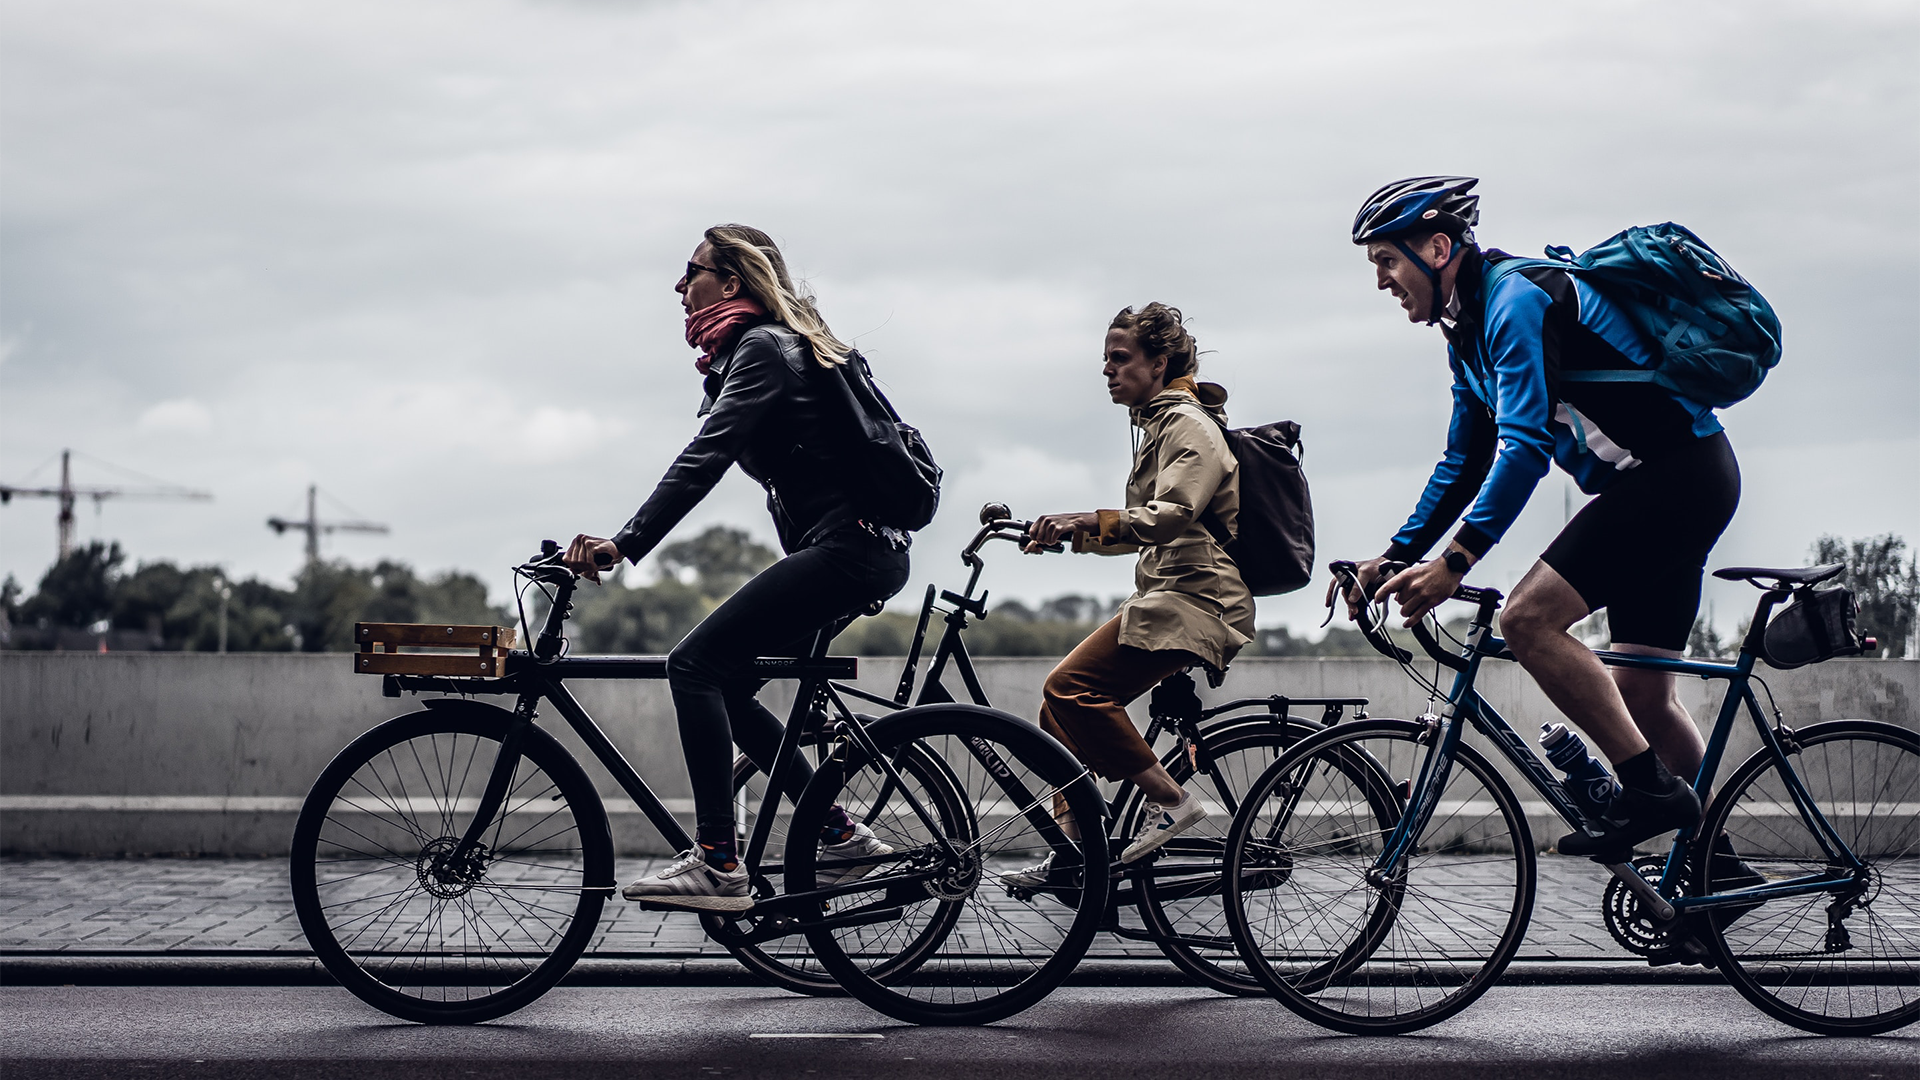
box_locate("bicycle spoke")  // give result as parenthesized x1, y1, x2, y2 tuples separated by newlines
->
(295, 718, 604, 1020)
(1705, 725, 1919, 1033)
(1227, 722, 1532, 1032)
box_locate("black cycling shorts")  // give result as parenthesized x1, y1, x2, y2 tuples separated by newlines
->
(1540, 431, 1739, 651)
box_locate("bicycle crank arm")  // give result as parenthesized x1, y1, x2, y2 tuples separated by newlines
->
(1603, 861, 1676, 922)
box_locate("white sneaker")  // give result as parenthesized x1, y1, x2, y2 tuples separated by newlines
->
(817, 823, 894, 887)
(1001, 852, 1055, 890)
(622, 848, 753, 911)
(1121, 793, 1208, 863)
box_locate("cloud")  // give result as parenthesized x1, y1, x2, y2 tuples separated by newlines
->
(522, 405, 623, 463)
(0, 0, 1914, 622)
(135, 398, 213, 434)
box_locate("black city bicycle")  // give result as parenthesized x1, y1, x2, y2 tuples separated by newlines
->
(1222, 559, 1919, 1035)
(810, 504, 1375, 997)
(289, 540, 1111, 1027)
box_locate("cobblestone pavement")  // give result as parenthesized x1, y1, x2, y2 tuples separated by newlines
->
(0, 856, 1633, 960)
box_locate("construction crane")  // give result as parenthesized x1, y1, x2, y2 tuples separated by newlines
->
(0, 449, 212, 561)
(268, 484, 390, 563)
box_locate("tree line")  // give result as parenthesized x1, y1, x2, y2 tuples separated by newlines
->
(4, 528, 1913, 657)
(1, 540, 505, 652)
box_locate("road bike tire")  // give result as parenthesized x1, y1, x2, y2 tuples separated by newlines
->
(705, 740, 969, 997)
(290, 702, 613, 1025)
(1223, 719, 1536, 1034)
(788, 704, 1111, 1026)
(1121, 716, 1325, 996)
(1697, 719, 1920, 1035)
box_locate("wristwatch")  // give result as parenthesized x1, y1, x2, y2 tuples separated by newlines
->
(1444, 549, 1472, 575)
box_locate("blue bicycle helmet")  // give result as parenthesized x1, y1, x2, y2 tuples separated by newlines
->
(1353, 176, 1481, 324)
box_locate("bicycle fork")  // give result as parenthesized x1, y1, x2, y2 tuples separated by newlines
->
(1368, 708, 1461, 889)
(431, 690, 541, 887)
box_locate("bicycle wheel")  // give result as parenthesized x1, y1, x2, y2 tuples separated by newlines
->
(789, 704, 1110, 1025)
(1224, 719, 1535, 1034)
(1698, 719, 1920, 1035)
(705, 741, 968, 997)
(290, 703, 613, 1025)
(1123, 717, 1323, 995)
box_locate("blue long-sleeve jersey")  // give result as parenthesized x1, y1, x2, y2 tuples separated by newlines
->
(1387, 248, 1722, 563)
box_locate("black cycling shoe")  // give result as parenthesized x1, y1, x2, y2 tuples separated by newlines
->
(1558, 779, 1702, 860)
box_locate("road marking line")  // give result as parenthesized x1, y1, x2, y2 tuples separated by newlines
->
(749, 1033, 883, 1040)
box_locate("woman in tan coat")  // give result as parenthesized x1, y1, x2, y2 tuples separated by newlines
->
(1017, 302, 1256, 871)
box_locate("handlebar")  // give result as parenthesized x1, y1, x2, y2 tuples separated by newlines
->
(517, 541, 575, 584)
(515, 541, 618, 584)
(1328, 561, 1415, 664)
(962, 516, 1062, 567)
(1327, 559, 1505, 671)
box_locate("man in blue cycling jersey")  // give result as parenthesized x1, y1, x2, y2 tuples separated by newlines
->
(1338, 176, 1741, 862)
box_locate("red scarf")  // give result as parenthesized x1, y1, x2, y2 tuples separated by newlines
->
(685, 297, 769, 374)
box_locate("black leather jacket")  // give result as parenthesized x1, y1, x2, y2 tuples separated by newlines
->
(611, 323, 868, 561)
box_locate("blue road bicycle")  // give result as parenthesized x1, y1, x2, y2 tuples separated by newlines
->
(1221, 560, 1918, 1035)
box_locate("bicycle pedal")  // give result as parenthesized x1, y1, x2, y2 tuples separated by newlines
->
(1644, 941, 1718, 970)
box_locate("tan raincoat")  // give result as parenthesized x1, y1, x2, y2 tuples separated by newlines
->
(1073, 376, 1256, 670)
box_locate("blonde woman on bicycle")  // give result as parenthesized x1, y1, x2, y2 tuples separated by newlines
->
(1011, 303, 1255, 881)
(565, 225, 910, 909)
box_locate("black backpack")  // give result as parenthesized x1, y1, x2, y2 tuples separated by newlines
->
(833, 350, 943, 531)
(1205, 419, 1315, 596)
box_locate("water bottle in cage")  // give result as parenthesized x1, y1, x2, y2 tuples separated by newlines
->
(1541, 722, 1620, 831)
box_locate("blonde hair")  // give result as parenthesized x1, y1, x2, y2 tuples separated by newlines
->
(703, 224, 849, 368)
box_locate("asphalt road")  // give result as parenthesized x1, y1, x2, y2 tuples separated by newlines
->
(1, 985, 1914, 1080)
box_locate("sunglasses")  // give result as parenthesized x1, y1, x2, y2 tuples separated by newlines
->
(682, 261, 727, 282)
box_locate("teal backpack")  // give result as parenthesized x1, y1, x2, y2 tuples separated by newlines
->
(1487, 222, 1782, 408)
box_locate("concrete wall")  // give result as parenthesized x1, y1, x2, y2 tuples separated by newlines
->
(3, 652, 1914, 855)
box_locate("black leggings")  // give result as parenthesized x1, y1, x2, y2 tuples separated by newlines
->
(667, 526, 911, 840)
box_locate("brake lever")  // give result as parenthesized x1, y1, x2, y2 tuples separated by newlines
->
(1326, 560, 1414, 664)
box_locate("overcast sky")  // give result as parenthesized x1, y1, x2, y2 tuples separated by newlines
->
(3, 0, 1916, 637)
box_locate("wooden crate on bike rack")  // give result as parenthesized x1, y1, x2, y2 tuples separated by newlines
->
(352, 622, 518, 678)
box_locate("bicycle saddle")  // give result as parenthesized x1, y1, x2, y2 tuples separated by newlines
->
(1712, 564, 1844, 587)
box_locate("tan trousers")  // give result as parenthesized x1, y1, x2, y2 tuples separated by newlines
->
(1037, 616, 1196, 781)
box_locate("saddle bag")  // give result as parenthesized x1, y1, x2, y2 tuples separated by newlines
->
(1761, 587, 1866, 669)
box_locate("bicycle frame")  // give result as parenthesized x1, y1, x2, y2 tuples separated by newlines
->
(837, 544, 1374, 942)
(1369, 580, 1872, 916)
(381, 569, 969, 935)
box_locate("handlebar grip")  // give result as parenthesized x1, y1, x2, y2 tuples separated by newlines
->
(593, 550, 615, 569)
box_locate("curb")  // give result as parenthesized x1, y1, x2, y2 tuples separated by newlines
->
(0, 953, 1723, 988)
